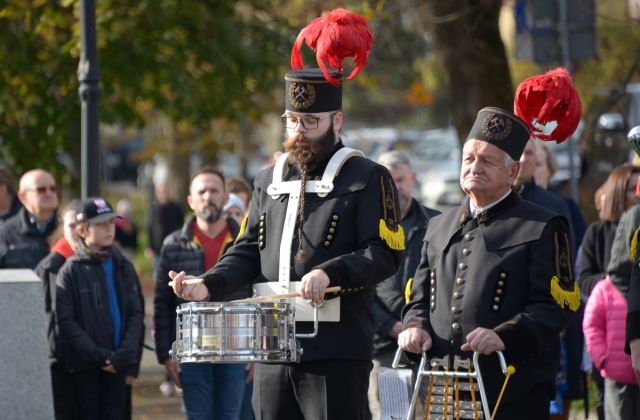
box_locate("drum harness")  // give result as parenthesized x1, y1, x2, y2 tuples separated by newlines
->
(252, 147, 364, 336)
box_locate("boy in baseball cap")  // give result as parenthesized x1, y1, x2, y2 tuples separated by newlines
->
(56, 196, 144, 418)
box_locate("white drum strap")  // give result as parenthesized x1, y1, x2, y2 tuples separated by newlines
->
(266, 147, 364, 291)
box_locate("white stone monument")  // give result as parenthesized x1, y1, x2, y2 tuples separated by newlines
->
(0, 269, 54, 419)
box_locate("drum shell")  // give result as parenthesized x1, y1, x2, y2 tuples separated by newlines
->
(172, 302, 300, 363)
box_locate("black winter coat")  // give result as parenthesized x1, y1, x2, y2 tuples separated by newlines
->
(35, 251, 68, 365)
(153, 216, 245, 364)
(577, 221, 617, 296)
(147, 200, 184, 255)
(0, 196, 23, 224)
(0, 207, 57, 269)
(56, 247, 144, 373)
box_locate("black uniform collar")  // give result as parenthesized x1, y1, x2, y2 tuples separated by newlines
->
(459, 190, 520, 225)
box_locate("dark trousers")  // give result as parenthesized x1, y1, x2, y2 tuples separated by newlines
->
(73, 369, 127, 420)
(51, 364, 77, 420)
(492, 384, 551, 420)
(253, 360, 372, 420)
(592, 364, 606, 420)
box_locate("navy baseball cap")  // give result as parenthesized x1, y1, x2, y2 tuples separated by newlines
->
(75, 197, 116, 224)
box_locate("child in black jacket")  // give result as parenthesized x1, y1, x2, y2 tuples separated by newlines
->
(56, 198, 144, 420)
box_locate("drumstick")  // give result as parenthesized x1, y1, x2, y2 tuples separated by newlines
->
(168, 276, 204, 288)
(232, 286, 342, 303)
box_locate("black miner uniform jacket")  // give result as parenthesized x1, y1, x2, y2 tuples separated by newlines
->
(201, 141, 403, 361)
(402, 191, 579, 405)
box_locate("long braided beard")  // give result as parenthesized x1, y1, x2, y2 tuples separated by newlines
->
(282, 123, 337, 264)
(295, 165, 309, 263)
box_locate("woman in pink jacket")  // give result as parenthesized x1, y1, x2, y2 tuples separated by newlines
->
(583, 275, 640, 420)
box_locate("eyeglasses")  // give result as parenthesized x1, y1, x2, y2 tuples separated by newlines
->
(27, 185, 57, 194)
(281, 113, 335, 130)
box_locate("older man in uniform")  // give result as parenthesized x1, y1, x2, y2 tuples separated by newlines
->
(171, 9, 402, 420)
(399, 107, 580, 419)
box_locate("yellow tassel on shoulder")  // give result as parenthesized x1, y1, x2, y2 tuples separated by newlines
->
(379, 219, 405, 251)
(630, 226, 640, 262)
(550, 275, 581, 311)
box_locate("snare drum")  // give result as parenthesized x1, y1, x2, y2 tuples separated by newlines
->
(172, 302, 301, 364)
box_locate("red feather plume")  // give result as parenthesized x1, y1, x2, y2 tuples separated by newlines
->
(514, 67, 582, 144)
(291, 8, 373, 87)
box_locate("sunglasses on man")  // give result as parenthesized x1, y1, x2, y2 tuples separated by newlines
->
(27, 185, 57, 194)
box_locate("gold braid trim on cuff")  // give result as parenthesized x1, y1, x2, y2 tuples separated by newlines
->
(405, 277, 413, 304)
(237, 215, 248, 240)
(550, 275, 581, 311)
(379, 219, 405, 251)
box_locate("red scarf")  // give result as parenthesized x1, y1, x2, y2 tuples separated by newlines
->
(51, 238, 74, 259)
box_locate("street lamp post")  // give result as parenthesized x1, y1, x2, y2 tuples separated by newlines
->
(559, 0, 579, 204)
(78, 0, 101, 198)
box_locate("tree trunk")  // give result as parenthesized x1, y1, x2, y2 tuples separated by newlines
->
(426, 0, 513, 146)
(167, 123, 190, 211)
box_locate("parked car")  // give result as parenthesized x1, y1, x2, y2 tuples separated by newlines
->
(343, 126, 463, 211)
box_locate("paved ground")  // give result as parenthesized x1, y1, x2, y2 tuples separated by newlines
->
(131, 346, 184, 419)
(131, 277, 184, 420)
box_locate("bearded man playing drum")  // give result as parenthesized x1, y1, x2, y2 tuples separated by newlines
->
(170, 8, 403, 420)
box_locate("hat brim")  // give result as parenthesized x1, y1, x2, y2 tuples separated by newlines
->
(87, 213, 116, 224)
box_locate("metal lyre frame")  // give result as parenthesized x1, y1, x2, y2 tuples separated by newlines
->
(392, 348, 509, 420)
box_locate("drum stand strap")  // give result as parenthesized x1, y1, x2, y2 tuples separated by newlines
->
(390, 349, 515, 420)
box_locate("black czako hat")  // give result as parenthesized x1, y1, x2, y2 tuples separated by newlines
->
(466, 107, 531, 161)
(285, 68, 342, 113)
(75, 197, 116, 224)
